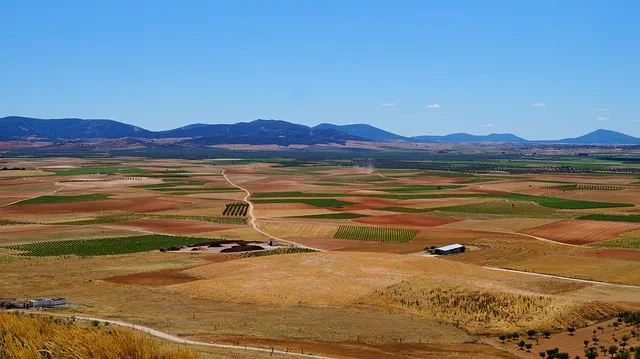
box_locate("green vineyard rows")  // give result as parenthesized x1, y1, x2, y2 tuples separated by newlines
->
(334, 226, 419, 242)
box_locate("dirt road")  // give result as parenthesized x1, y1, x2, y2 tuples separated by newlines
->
(221, 170, 324, 251)
(484, 266, 640, 289)
(21, 312, 337, 359)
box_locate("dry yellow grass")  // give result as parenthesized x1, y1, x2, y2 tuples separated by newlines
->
(0, 312, 202, 359)
(439, 218, 563, 232)
(170, 251, 634, 334)
(257, 221, 339, 238)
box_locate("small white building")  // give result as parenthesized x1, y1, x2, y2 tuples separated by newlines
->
(433, 244, 465, 256)
(14, 298, 66, 308)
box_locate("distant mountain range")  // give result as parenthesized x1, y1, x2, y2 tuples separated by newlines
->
(1, 116, 639, 145)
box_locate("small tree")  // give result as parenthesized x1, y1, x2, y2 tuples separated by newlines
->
(600, 346, 607, 355)
(540, 352, 547, 358)
(518, 340, 526, 350)
(585, 340, 590, 348)
(568, 327, 576, 336)
(613, 322, 620, 330)
(526, 343, 533, 352)
(528, 329, 538, 339)
(609, 345, 618, 357)
(557, 352, 570, 359)
(499, 335, 506, 343)
(543, 330, 552, 339)
(635, 347, 640, 359)
(584, 348, 599, 359)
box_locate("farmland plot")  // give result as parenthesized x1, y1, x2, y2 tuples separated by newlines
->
(521, 219, 640, 245)
(334, 226, 419, 242)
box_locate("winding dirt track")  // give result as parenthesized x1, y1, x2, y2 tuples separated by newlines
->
(221, 169, 324, 251)
(483, 267, 640, 289)
(0, 186, 63, 208)
(21, 313, 337, 359)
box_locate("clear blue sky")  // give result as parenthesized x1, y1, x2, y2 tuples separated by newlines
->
(1, 0, 638, 139)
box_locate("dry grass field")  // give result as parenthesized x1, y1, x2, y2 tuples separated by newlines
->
(2, 158, 640, 358)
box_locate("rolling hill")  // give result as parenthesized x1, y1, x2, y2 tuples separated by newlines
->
(1, 116, 638, 145)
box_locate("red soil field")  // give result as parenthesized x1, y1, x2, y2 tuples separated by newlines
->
(186, 334, 516, 359)
(576, 248, 640, 261)
(286, 236, 383, 251)
(102, 267, 199, 286)
(0, 197, 181, 215)
(521, 219, 640, 245)
(105, 218, 234, 235)
(353, 214, 460, 227)
(0, 224, 69, 235)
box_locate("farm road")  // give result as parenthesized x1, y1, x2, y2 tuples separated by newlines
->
(484, 267, 640, 289)
(20, 312, 338, 359)
(221, 169, 324, 252)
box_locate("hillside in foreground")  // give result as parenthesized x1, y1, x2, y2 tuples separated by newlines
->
(0, 312, 201, 359)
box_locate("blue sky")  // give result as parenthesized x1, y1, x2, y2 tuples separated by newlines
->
(1, 0, 638, 139)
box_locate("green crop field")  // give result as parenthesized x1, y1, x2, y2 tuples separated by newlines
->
(55, 214, 247, 226)
(333, 226, 419, 242)
(289, 212, 368, 219)
(578, 214, 640, 223)
(3, 235, 220, 256)
(379, 185, 463, 192)
(51, 167, 147, 176)
(542, 184, 629, 191)
(151, 187, 240, 193)
(0, 219, 25, 226)
(241, 247, 317, 258)
(18, 194, 111, 205)
(436, 200, 557, 217)
(252, 192, 348, 198)
(591, 237, 640, 250)
(54, 214, 146, 225)
(252, 198, 357, 207)
(482, 193, 633, 209)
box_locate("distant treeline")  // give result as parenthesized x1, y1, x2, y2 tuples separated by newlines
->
(1, 167, 26, 171)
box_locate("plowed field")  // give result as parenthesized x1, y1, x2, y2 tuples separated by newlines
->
(521, 219, 640, 245)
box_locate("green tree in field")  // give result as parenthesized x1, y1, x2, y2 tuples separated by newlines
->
(617, 351, 630, 359)
(635, 347, 640, 359)
(528, 329, 538, 339)
(540, 352, 547, 358)
(585, 347, 599, 359)
(557, 352, 570, 359)
(499, 335, 506, 343)
(568, 327, 576, 336)
(609, 345, 618, 357)
(585, 340, 590, 348)
(526, 343, 533, 352)
(517, 340, 526, 350)
(543, 330, 552, 339)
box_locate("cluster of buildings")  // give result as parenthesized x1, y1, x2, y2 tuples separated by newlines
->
(1, 298, 66, 309)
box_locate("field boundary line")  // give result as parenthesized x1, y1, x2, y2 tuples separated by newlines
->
(12, 311, 337, 359)
(483, 267, 640, 289)
(0, 186, 63, 208)
(221, 170, 324, 252)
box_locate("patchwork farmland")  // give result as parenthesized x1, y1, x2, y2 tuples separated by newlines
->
(2, 156, 640, 359)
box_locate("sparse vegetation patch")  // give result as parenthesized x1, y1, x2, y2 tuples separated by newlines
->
(3, 234, 221, 256)
(18, 193, 111, 205)
(334, 225, 418, 242)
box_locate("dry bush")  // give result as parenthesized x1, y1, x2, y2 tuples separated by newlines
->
(0, 312, 201, 359)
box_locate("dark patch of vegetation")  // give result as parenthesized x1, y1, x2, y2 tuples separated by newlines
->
(222, 202, 249, 216)
(252, 198, 357, 208)
(3, 235, 221, 256)
(579, 214, 640, 223)
(18, 194, 111, 205)
(240, 247, 317, 258)
(289, 212, 369, 219)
